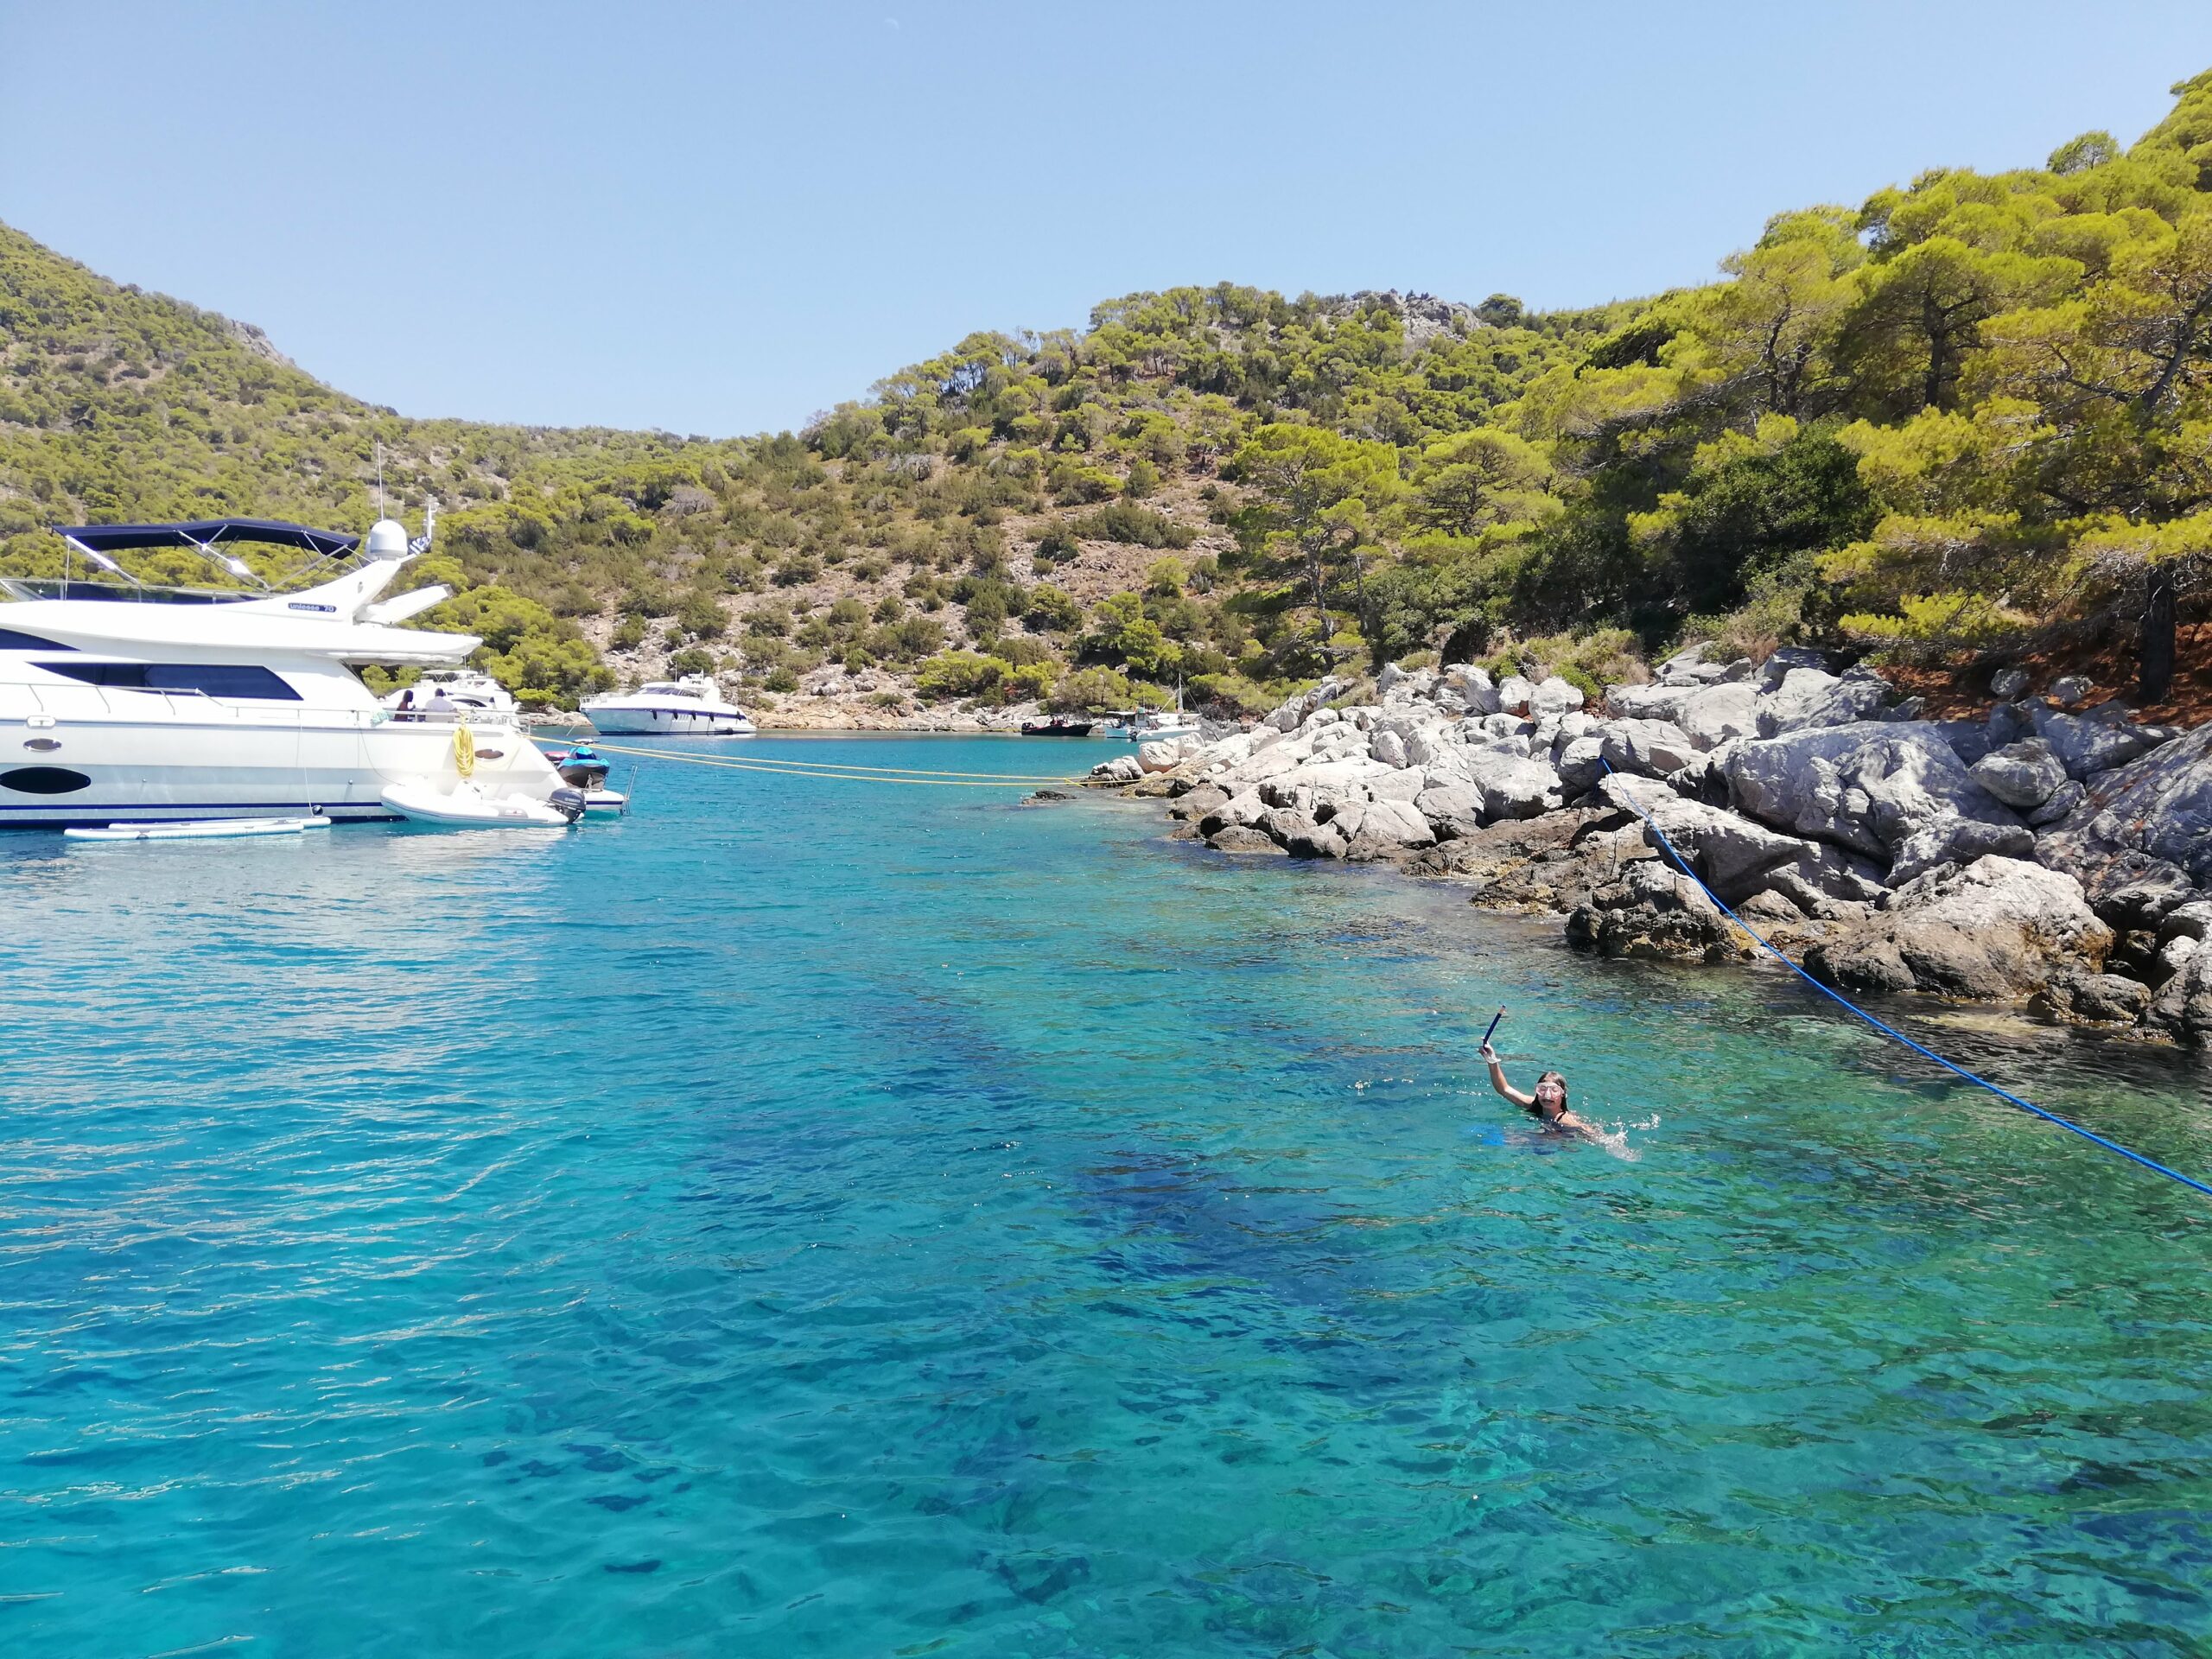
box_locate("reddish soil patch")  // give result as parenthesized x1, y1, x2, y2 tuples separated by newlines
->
(1888, 620, 2212, 727)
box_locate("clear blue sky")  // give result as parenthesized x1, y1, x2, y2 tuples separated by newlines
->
(5, 2, 2209, 437)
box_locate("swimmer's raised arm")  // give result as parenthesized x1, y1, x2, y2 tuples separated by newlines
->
(1479, 1039, 1535, 1108)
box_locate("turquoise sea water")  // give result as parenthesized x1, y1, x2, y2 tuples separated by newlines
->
(3, 731, 2211, 1656)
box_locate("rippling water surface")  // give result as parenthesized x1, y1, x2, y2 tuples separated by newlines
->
(3, 733, 2211, 1656)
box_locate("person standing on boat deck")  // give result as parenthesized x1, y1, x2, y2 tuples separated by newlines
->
(396, 688, 416, 721)
(1481, 1039, 1598, 1138)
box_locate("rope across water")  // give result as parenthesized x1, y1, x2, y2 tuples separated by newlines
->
(558, 739, 1088, 788)
(1598, 760, 2212, 1200)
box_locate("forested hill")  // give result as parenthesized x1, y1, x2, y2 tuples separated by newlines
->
(5, 64, 2212, 715)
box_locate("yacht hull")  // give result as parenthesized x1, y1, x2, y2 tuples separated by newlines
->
(0, 705, 561, 828)
(584, 707, 755, 736)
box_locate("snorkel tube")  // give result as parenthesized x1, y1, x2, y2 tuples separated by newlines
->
(1481, 1007, 1505, 1049)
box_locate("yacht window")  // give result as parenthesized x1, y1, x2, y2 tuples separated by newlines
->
(33, 661, 302, 701)
(0, 628, 72, 651)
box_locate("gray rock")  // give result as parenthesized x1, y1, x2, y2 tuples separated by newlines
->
(2158, 899, 2212, 944)
(1935, 718, 1994, 766)
(2083, 852, 2196, 931)
(1198, 788, 1268, 836)
(1464, 748, 1565, 820)
(1262, 808, 1346, 860)
(1597, 772, 1813, 899)
(1345, 797, 1435, 860)
(1806, 933, 1916, 995)
(1757, 665, 1891, 738)
(2032, 971, 2151, 1025)
(1414, 782, 1485, 838)
(1369, 728, 1409, 769)
(1757, 842, 1891, 913)
(1720, 657, 1757, 683)
(1675, 682, 1760, 751)
(1605, 682, 1697, 724)
(2156, 933, 2200, 984)
(1369, 766, 1427, 803)
(1986, 702, 2037, 747)
(1726, 721, 2034, 882)
(1496, 675, 1537, 715)
(2034, 722, 2212, 889)
(1206, 825, 1284, 855)
(1555, 733, 1606, 795)
(1758, 646, 1829, 691)
(1886, 855, 2111, 963)
(1170, 783, 1230, 823)
(1529, 675, 1586, 716)
(1990, 668, 2031, 700)
(1599, 718, 1701, 778)
(2145, 946, 2212, 1044)
(1656, 641, 1713, 682)
(2027, 779, 2086, 827)
(1970, 739, 2068, 810)
(1441, 664, 1502, 715)
(2050, 675, 2094, 707)
(2028, 704, 2172, 780)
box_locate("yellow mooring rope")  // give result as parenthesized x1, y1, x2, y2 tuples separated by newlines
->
(569, 740, 1088, 788)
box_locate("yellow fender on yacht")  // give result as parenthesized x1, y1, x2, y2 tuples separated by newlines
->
(454, 722, 476, 779)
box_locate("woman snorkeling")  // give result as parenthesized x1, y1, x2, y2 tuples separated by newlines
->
(1480, 1027, 1599, 1140)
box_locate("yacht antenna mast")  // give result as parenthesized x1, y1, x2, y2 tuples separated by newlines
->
(375, 442, 385, 518)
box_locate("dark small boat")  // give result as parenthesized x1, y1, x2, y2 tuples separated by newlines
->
(1021, 717, 1094, 737)
(543, 744, 612, 787)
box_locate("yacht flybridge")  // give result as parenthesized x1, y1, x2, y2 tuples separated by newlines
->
(0, 515, 568, 828)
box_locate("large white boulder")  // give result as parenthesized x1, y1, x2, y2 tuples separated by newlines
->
(1345, 796, 1436, 859)
(1756, 666, 1891, 738)
(1464, 748, 1565, 820)
(1599, 719, 1702, 778)
(1597, 772, 1815, 899)
(2027, 703, 2178, 780)
(1555, 732, 1607, 794)
(2037, 721, 2212, 889)
(1969, 739, 2067, 810)
(1675, 682, 1760, 751)
(1414, 782, 1485, 837)
(1605, 682, 1697, 723)
(1441, 664, 1503, 715)
(1808, 855, 2112, 1001)
(1726, 721, 2033, 883)
(1496, 675, 1537, 715)
(1529, 675, 1586, 716)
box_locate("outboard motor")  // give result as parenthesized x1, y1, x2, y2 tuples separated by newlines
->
(547, 787, 588, 823)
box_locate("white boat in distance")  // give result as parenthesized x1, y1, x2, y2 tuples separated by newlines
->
(380, 665, 515, 716)
(582, 675, 755, 735)
(0, 515, 568, 827)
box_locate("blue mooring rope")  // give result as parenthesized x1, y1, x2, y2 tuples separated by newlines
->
(1594, 759, 2212, 1199)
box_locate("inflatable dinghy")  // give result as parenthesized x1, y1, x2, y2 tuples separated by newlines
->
(380, 780, 583, 828)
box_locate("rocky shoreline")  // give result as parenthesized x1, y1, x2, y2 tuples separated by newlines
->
(1087, 650, 2212, 1047)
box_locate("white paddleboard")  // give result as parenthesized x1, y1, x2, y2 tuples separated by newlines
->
(64, 816, 335, 842)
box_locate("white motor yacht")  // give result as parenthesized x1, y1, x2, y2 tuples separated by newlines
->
(582, 675, 755, 735)
(380, 665, 516, 716)
(0, 516, 570, 827)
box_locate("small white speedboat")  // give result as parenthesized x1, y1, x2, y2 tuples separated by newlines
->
(380, 780, 581, 829)
(580, 789, 628, 814)
(64, 816, 334, 842)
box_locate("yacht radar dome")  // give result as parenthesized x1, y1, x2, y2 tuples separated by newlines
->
(365, 518, 411, 560)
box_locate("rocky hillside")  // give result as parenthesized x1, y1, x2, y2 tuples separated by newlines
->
(7, 65, 2212, 722)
